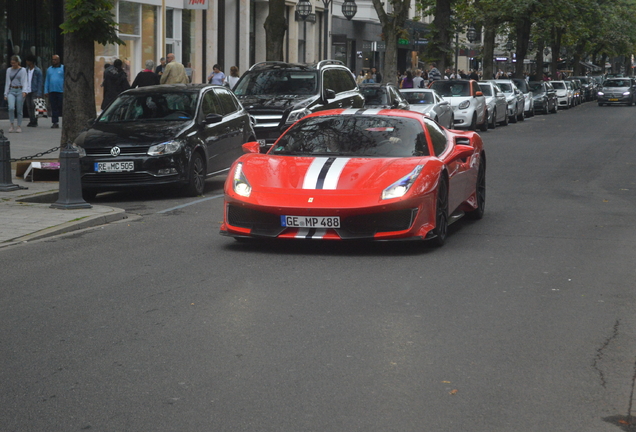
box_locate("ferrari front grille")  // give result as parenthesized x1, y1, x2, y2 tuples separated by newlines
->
(341, 208, 418, 236)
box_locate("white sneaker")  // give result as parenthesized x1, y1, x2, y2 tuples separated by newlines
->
(16, 126, 22, 133)
(8, 124, 14, 133)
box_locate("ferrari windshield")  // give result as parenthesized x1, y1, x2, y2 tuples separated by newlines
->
(98, 92, 198, 123)
(430, 81, 471, 97)
(233, 70, 318, 96)
(272, 115, 430, 157)
(401, 91, 435, 104)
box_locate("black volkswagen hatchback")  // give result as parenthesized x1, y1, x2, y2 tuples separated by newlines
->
(74, 84, 256, 199)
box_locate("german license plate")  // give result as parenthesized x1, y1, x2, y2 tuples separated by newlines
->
(95, 161, 134, 172)
(281, 215, 340, 228)
(608, 98, 619, 101)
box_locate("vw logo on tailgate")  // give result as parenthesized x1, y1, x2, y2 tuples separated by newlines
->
(110, 146, 121, 157)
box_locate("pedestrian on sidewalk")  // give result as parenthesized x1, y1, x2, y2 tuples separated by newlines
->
(224, 66, 240, 90)
(3, 55, 29, 133)
(44, 54, 64, 129)
(101, 59, 130, 110)
(207, 64, 225, 85)
(131, 60, 160, 88)
(25, 54, 43, 128)
(160, 53, 189, 85)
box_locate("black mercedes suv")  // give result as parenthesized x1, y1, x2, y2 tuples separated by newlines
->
(232, 60, 364, 150)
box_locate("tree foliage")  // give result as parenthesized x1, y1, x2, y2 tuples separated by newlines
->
(60, 0, 124, 46)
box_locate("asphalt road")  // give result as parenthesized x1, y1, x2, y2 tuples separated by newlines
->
(2, 101, 636, 432)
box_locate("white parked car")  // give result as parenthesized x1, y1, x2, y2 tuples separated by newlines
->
(490, 79, 525, 122)
(551, 80, 574, 109)
(478, 81, 508, 128)
(511, 78, 535, 117)
(429, 79, 487, 131)
(399, 88, 454, 129)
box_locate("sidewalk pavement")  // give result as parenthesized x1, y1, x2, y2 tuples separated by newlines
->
(1, 116, 128, 249)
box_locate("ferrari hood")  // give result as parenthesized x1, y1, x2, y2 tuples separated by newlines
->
(240, 155, 428, 192)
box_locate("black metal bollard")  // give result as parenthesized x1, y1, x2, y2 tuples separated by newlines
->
(51, 146, 92, 209)
(0, 129, 20, 192)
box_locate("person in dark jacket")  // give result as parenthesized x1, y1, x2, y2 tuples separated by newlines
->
(101, 59, 130, 110)
(131, 60, 160, 88)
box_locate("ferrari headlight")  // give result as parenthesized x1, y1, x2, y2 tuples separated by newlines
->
(233, 163, 252, 197)
(148, 140, 184, 156)
(381, 165, 423, 200)
(458, 100, 470, 109)
(286, 108, 311, 124)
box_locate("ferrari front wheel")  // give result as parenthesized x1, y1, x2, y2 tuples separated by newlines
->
(431, 176, 449, 247)
(467, 159, 486, 220)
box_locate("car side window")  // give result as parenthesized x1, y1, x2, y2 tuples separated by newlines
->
(201, 91, 222, 117)
(472, 81, 480, 95)
(338, 69, 356, 92)
(216, 88, 239, 115)
(425, 121, 448, 156)
(322, 70, 336, 93)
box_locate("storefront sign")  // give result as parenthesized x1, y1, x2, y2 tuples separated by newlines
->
(184, 0, 208, 9)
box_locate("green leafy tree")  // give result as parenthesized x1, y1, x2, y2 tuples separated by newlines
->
(59, 0, 123, 146)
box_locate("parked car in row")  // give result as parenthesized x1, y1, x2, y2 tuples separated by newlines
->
(528, 81, 558, 114)
(551, 81, 575, 109)
(511, 78, 534, 117)
(429, 79, 488, 131)
(478, 81, 508, 128)
(74, 84, 257, 200)
(233, 60, 365, 151)
(490, 80, 525, 122)
(399, 88, 454, 129)
(360, 83, 410, 110)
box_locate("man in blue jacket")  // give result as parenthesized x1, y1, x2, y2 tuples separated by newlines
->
(25, 54, 43, 127)
(44, 54, 64, 129)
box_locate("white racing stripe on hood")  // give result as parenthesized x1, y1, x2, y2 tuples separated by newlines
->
(302, 157, 351, 189)
(322, 157, 350, 189)
(302, 157, 329, 189)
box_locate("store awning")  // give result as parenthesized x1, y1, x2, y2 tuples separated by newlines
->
(580, 61, 602, 71)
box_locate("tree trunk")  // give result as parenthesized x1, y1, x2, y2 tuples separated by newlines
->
(550, 27, 563, 79)
(534, 40, 544, 80)
(482, 23, 496, 80)
(62, 30, 96, 148)
(432, 0, 452, 72)
(383, 23, 399, 86)
(264, 0, 287, 61)
(514, 17, 531, 78)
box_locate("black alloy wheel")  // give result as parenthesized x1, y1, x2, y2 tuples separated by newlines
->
(431, 176, 449, 247)
(469, 113, 477, 131)
(489, 109, 497, 129)
(185, 152, 206, 197)
(479, 112, 488, 131)
(467, 158, 486, 220)
(518, 107, 525, 121)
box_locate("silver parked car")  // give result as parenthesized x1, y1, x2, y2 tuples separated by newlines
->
(399, 88, 454, 129)
(478, 81, 508, 128)
(511, 78, 535, 117)
(597, 78, 636, 106)
(490, 79, 525, 122)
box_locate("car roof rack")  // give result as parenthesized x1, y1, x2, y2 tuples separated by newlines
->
(315, 60, 345, 69)
(248, 61, 311, 71)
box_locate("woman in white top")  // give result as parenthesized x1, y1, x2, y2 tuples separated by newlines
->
(224, 66, 240, 91)
(4, 55, 30, 133)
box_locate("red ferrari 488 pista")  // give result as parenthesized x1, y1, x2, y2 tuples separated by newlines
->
(220, 108, 485, 246)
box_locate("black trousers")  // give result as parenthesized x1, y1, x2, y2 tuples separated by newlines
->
(25, 93, 37, 124)
(49, 92, 63, 125)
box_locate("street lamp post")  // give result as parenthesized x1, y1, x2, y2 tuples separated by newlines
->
(297, 0, 312, 63)
(466, 25, 477, 71)
(308, 0, 357, 60)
